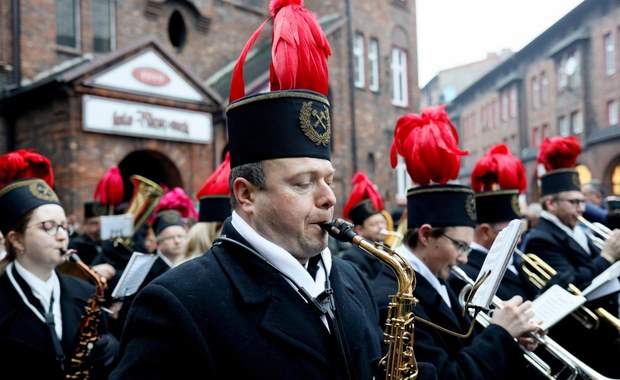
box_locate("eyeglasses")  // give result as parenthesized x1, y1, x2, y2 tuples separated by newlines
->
(157, 234, 186, 243)
(29, 220, 70, 236)
(441, 233, 472, 257)
(557, 198, 586, 207)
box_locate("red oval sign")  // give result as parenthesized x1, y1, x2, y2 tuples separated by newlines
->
(132, 67, 170, 86)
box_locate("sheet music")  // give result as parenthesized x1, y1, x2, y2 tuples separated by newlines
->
(111, 251, 157, 299)
(100, 214, 134, 240)
(530, 285, 586, 330)
(470, 219, 526, 309)
(581, 261, 620, 301)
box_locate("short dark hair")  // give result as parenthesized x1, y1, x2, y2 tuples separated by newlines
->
(404, 226, 446, 248)
(229, 162, 267, 209)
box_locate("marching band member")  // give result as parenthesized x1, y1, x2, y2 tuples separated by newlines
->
(524, 135, 620, 377)
(0, 149, 118, 379)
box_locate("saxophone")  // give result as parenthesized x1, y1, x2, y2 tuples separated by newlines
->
(322, 219, 419, 380)
(64, 250, 107, 380)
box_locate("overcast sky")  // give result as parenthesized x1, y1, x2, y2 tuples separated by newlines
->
(416, 0, 584, 87)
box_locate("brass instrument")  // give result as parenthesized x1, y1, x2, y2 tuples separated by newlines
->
(322, 218, 418, 380)
(65, 250, 107, 379)
(517, 249, 620, 334)
(380, 210, 404, 248)
(452, 266, 618, 380)
(125, 174, 165, 236)
(578, 215, 611, 250)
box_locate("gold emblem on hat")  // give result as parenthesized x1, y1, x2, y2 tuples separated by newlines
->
(161, 211, 180, 223)
(571, 172, 581, 188)
(465, 193, 477, 222)
(300, 101, 330, 146)
(29, 181, 59, 202)
(92, 203, 108, 216)
(511, 194, 522, 217)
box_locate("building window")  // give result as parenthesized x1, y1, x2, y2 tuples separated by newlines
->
(612, 164, 620, 195)
(558, 116, 569, 136)
(509, 86, 517, 119)
(558, 51, 580, 90)
(353, 33, 365, 88)
(168, 10, 187, 52)
(531, 77, 540, 109)
(608, 100, 619, 126)
(541, 72, 549, 105)
(532, 126, 539, 147)
(500, 90, 509, 121)
(571, 111, 583, 135)
(605, 33, 615, 75)
(93, 0, 115, 53)
(391, 47, 408, 107)
(368, 38, 380, 92)
(56, 0, 80, 49)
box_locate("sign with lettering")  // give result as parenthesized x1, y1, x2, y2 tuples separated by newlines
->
(83, 95, 212, 144)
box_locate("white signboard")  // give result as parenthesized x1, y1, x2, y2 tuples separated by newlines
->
(83, 95, 212, 144)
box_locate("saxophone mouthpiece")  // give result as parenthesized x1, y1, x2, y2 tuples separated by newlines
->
(320, 218, 357, 243)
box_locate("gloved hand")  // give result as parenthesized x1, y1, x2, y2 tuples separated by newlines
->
(88, 333, 120, 368)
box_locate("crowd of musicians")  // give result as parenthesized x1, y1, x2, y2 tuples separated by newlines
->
(3, 1, 620, 379)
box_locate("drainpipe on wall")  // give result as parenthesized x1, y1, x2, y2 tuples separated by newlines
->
(345, 0, 358, 173)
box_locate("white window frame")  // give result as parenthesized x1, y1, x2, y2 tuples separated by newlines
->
(541, 72, 549, 105)
(571, 111, 583, 135)
(391, 47, 408, 107)
(559, 116, 569, 136)
(605, 33, 615, 75)
(368, 38, 380, 92)
(608, 100, 619, 126)
(531, 77, 540, 109)
(353, 33, 365, 88)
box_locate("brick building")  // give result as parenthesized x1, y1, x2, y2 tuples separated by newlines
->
(447, 0, 620, 201)
(0, 0, 420, 219)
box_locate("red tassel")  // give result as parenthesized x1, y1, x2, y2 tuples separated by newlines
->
(343, 172, 384, 220)
(390, 105, 467, 186)
(93, 166, 124, 206)
(537, 136, 581, 171)
(197, 152, 231, 198)
(0, 149, 54, 188)
(471, 144, 527, 193)
(229, 0, 331, 102)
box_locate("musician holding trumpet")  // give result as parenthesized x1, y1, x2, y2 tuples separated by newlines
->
(368, 106, 542, 379)
(523, 136, 620, 377)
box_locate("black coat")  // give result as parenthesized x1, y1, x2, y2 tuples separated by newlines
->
(523, 217, 620, 377)
(110, 219, 388, 379)
(0, 268, 107, 379)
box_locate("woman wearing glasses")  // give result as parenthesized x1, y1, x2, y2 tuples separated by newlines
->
(0, 149, 119, 380)
(369, 107, 540, 379)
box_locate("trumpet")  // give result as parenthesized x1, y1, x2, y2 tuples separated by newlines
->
(452, 266, 618, 380)
(578, 215, 611, 250)
(517, 249, 620, 334)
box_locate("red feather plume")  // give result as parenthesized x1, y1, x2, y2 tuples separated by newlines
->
(229, 0, 331, 102)
(390, 105, 468, 186)
(537, 136, 581, 171)
(0, 149, 54, 188)
(471, 144, 527, 193)
(154, 187, 198, 221)
(342, 172, 384, 220)
(93, 166, 124, 207)
(197, 152, 231, 198)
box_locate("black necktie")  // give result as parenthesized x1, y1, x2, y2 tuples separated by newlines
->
(307, 255, 321, 280)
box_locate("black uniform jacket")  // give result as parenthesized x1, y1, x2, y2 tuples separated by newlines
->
(341, 244, 387, 281)
(110, 219, 386, 380)
(0, 269, 97, 379)
(523, 217, 620, 377)
(448, 247, 538, 302)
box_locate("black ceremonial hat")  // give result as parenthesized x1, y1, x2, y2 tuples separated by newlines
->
(540, 169, 581, 196)
(226, 90, 331, 168)
(84, 200, 108, 219)
(152, 209, 184, 236)
(407, 184, 477, 229)
(475, 189, 522, 224)
(0, 178, 60, 235)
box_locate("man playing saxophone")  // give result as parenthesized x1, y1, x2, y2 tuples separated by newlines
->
(367, 106, 542, 379)
(523, 135, 620, 377)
